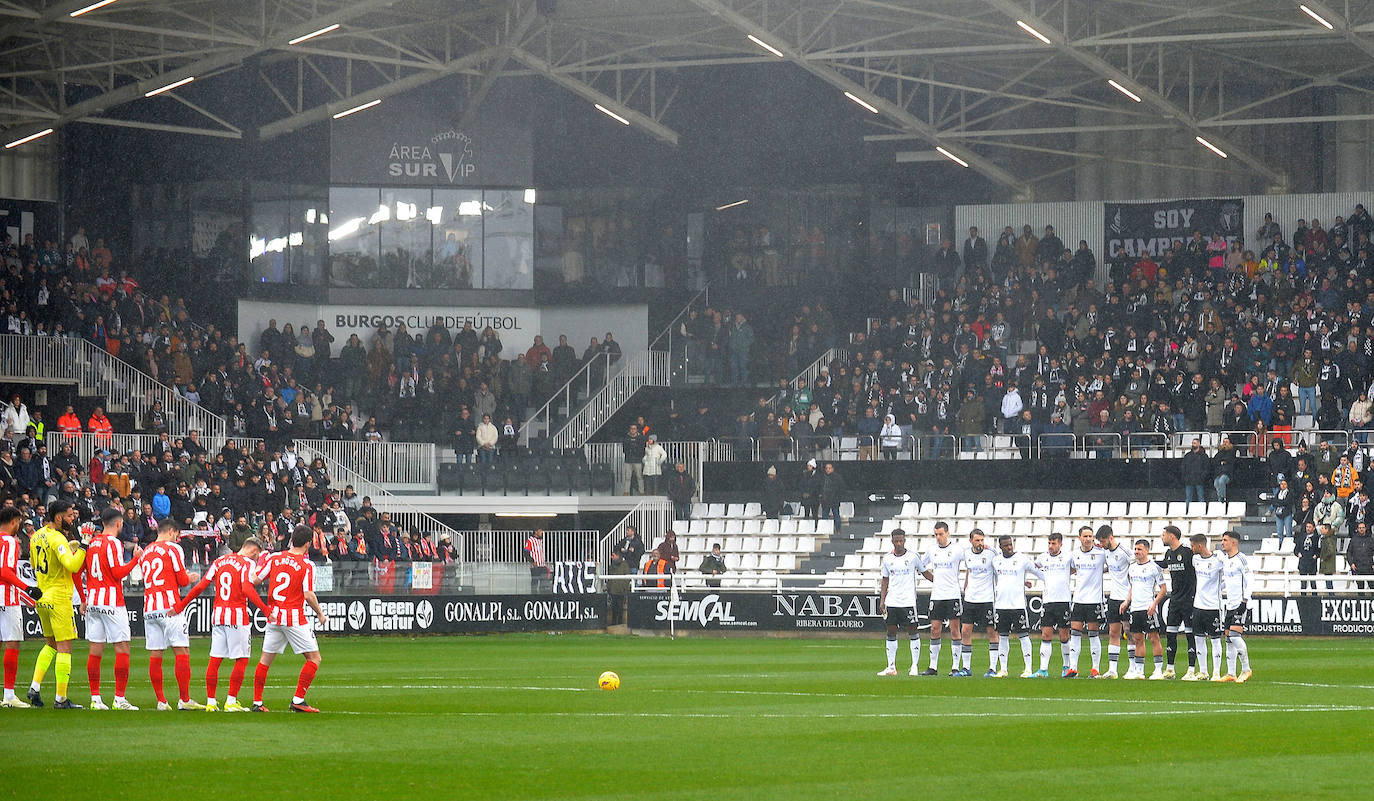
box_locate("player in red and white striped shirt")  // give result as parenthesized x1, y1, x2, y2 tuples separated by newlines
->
(0, 508, 38, 708)
(173, 537, 267, 712)
(139, 520, 200, 710)
(252, 525, 327, 713)
(81, 507, 143, 710)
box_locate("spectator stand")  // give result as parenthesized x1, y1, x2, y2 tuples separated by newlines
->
(455, 529, 602, 594)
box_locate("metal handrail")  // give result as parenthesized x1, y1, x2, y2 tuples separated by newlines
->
(599, 497, 674, 590)
(294, 437, 435, 487)
(0, 333, 225, 437)
(550, 349, 670, 450)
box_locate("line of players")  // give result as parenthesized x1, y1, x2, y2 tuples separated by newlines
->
(0, 500, 329, 712)
(877, 521, 1254, 682)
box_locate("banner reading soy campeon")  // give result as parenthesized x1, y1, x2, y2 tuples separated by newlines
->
(1104, 198, 1244, 258)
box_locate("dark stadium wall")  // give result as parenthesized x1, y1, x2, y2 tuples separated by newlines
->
(702, 458, 1270, 503)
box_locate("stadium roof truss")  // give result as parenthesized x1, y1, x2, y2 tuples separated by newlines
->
(5, 0, 1374, 196)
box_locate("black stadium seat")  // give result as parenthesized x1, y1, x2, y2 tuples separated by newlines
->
(590, 464, 614, 495)
(437, 462, 461, 492)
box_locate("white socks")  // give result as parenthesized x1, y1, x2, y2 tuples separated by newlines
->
(929, 640, 942, 670)
(885, 637, 898, 669)
(1040, 640, 1054, 672)
(1228, 633, 1249, 674)
(909, 638, 921, 666)
(1211, 637, 1223, 676)
(996, 638, 1010, 671)
(1019, 636, 1033, 672)
(1089, 633, 1102, 667)
(1108, 644, 1121, 671)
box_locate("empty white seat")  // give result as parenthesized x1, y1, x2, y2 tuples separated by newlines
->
(1127, 502, 1148, 517)
(692, 502, 710, 518)
(816, 520, 836, 535)
(839, 502, 855, 520)
(723, 536, 744, 552)
(726, 503, 746, 518)
(1146, 502, 1168, 518)
(724, 520, 745, 535)
(1107, 502, 1128, 518)
(758, 536, 780, 552)
(741, 536, 761, 552)
(706, 520, 725, 535)
(760, 519, 781, 534)
(775, 536, 795, 552)
(974, 501, 994, 517)
(1258, 537, 1279, 554)
(918, 501, 938, 518)
(776, 554, 797, 571)
(1185, 502, 1207, 518)
(795, 519, 817, 535)
(936, 502, 957, 517)
(1030, 519, 1052, 537)
(860, 553, 881, 570)
(1205, 501, 1226, 518)
(743, 502, 762, 517)
(899, 502, 921, 519)
(707, 503, 726, 517)
(778, 519, 799, 534)
(794, 536, 814, 552)
(738, 554, 759, 570)
(1050, 502, 1071, 519)
(688, 520, 707, 535)
(840, 554, 860, 570)
(1226, 502, 1246, 519)
(725, 553, 743, 570)
(1068, 501, 1090, 519)
(955, 502, 976, 519)
(1088, 502, 1108, 519)
(674, 520, 690, 533)
(1011, 502, 1032, 518)
(1031, 502, 1051, 517)
(742, 520, 763, 534)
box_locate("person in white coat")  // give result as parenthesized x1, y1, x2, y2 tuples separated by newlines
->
(3, 393, 30, 441)
(642, 435, 668, 494)
(879, 414, 903, 460)
(1000, 386, 1023, 434)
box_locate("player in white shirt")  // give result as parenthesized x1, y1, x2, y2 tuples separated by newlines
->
(1066, 526, 1106, 678)
(1187, 533, 1224, 681)
(1096, 525, 1132, 678)
(877, 530, 924, 676)
(960, 529, 999, 676)
(1219, 531, 1253, 683)
(992, 536, 1045, 678)
(920, 521, 966, 676)
(1033, 533, 1073, 677)
(1122, 540, 1167, 680)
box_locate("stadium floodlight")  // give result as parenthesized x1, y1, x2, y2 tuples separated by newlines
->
(327, 217, 364, 241)
(4, 128, 54, 149)
(524, 188, 537, 204)
(1107, 79, 1143, 103)
(70, 0, 118, 16)
(1015, 20, 1053, 45)
(715, 199, 749, 211)
(594, 103, 630, 125)
(747, 34, 785, 58)
(305, 209, 317, 224)
(288, 23, 340, 45)
(843, 91, 879, 114)
(368, 205, 390, 224)
(425, 206, 443, 224)
(144, 76, 194, 97)
(332, 98, 380, 119)
(458, 200, 482, 216)
(1299, 4, 1334, 29)
(1195, 136, 1228, 158)
(935, 146, 970, 168)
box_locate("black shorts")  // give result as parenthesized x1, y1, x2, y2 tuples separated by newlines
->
(1192, 609, 1222, 638)
(1104, 599, 1128, 625)
(1040, 602, 1071, 629)
(885, 606, 918, 627)
(1223, 606, 1249, 630)
(1070, 602, 1105, 625)
(929, 598, 962, 622)
(995, 607, 1030, 634)
(1129, 609, 1163, 634)
(963, 602, 995, 628)
(1165, 598, 1194, 630)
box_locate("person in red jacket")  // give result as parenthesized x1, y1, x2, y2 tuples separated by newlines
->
(56, 406, 83, 435)
(87, 407, 113, 446)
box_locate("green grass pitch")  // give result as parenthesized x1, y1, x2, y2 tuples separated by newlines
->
(2, 634, 1374, 800)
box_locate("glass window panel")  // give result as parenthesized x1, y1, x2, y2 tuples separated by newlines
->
(379, 187, 433, 288)
(249, 199, 290, 283)
(328, 187, 381, 287)
(431, 188, 483, 289)
(482, 189, 534, 289)
(290, 192, 328, 285)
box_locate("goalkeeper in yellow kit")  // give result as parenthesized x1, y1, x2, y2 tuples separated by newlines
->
(27, 500, 86, 709)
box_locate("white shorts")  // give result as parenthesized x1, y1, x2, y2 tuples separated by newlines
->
(210, 624, 252, 659)
(0, 605, 21, 642)
(144, 609, 190, 651)
(262, 623, 318, 655)
(85, 605, 132, 643)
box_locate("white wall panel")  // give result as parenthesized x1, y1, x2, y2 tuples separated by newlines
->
(954, 200, 1105, 282)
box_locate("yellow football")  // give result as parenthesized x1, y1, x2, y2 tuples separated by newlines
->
(598, 671, 620, 691)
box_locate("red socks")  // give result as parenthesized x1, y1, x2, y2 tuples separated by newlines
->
(149, 656, 165, 703)
(114, 652, 129, 699)
(86, 654, 101, 696)
(294, 661, 318, 701)
(253, 663, 269, 703)
(3, 647, 17, 691)
(174, 654, 191, 703)
(206, 657, 223, 700)
(229, 659, 248, 698)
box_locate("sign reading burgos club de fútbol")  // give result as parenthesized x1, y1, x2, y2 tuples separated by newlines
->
(329, 86, 533, 187)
